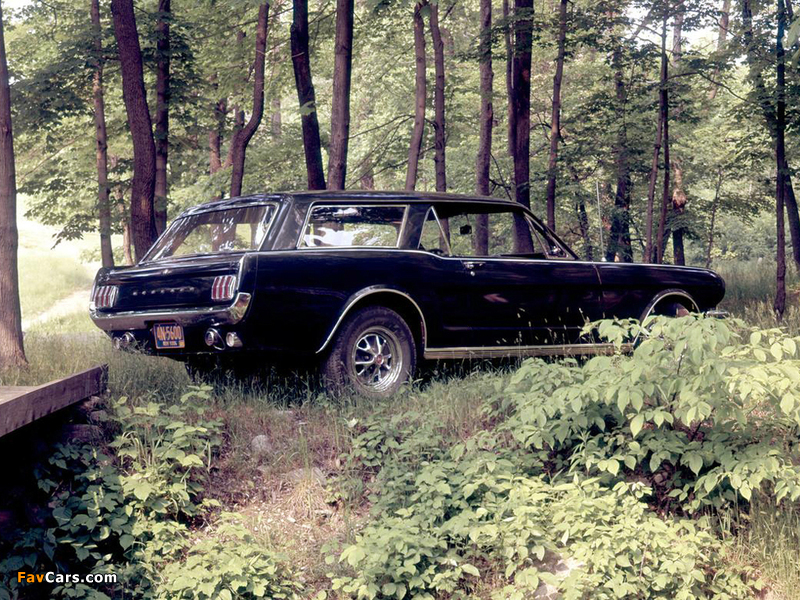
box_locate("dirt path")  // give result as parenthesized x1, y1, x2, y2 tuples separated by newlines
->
(22, 288, 91, 331)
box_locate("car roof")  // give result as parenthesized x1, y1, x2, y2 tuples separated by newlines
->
(181, 190, 519, 216)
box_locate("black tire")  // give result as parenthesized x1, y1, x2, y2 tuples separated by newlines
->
(322, 306, 417, 398)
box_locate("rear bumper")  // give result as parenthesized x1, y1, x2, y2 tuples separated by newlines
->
(89, 292, 252, 332)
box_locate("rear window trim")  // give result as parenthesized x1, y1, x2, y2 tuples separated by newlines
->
(142, 201, 280, 263)
(295, 202, 410, 250)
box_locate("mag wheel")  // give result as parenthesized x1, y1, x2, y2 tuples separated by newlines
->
(322, 306, 417, 398)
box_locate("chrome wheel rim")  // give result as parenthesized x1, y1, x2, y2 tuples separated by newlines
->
(350, 326, 403, 392)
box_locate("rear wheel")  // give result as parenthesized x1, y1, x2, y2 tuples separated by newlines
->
(322, 306, 417, 398)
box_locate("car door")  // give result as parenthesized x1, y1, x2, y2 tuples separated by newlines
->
(433, 204, 603, 347)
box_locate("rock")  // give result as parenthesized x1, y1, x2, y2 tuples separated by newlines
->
(284, 467, 326, 486)
(74, 396, 104, 417)
(59, 424, 103, 445)
(88, 410, 109, 423)
(533, 554, 584, 599)
(251, 434, 274, 456)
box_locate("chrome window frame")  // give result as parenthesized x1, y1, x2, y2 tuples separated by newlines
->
(295, 203, 410, 250)
(418, 206, 452, 256)
(141, 201, 280, 263)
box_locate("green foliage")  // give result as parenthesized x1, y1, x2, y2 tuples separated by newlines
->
(157, 513, 299, 600)
(329, 318, 796, 599)
(503, 316, 800, 511)
(0, 386, 298, 600)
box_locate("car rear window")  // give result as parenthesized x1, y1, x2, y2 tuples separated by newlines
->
(300, 205, 407, 248)
(143, 205, 276, 261)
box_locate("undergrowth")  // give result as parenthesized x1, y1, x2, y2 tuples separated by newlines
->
(1, 316, 799, 599)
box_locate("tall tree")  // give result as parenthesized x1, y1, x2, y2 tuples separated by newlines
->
(775, 0, 788, 318)
(229, 3, 269, 198)
(607, 42, 633, 262)
(291, 0, 325, 190)
(503, 0, 515, 157)
(430, 1, 447, 192)
(474, 0, 493, 254)
(670, 3, 686, 265)
(742, 0, 800, 270)
(645, 14, 668, 263)
(328, 0, 354, 190)
(511, 0, 533, 250)
(111, 0, 157, 262)
(708, 0, 730, 100)
(154, 0, 170, 233)
(0, 0, 25, 368)
(406, 1, 427, 191)
(656, 15, 670, 265)
(91, 0, 113, 268)
(544, 0, 567, 231)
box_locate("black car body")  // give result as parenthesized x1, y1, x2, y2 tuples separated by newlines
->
(90, 191, 725, 395)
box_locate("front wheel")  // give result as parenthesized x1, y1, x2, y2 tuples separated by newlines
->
(322, 306, 417, 398)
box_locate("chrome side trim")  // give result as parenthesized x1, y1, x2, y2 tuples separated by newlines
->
(316, 287, 428, 354)
(90, 292, 252, 331)
(638, 289, 699, 323)
(424, 342, 633, 360)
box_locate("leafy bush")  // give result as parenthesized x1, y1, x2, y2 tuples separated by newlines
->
(0, 386, 299, 600)
(503, 316, 800, 510)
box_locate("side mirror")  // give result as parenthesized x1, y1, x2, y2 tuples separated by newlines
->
(459, 224, 472, 235)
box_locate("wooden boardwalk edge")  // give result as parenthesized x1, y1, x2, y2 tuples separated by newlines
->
(0, 365, 108, 438)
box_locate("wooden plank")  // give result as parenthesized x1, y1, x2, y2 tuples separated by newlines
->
(0, 365, 108, 437)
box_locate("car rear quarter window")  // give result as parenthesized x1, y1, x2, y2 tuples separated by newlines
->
(299, 204, 407, 248)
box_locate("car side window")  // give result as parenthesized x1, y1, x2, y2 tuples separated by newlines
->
(440, 208, 545, 258)
(418, 208, 451, 255)
(300, 204, 407, 248)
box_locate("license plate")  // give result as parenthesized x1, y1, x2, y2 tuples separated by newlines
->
(153, 323, 185, 349)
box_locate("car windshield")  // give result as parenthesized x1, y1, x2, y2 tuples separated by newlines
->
(143, 204, 276, 262)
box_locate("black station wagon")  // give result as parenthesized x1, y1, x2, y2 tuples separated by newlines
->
(90, 191, 726, 396)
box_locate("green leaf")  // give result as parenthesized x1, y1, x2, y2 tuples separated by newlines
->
(780, 395, 794, 414)
(688, 454, 703, 476)
(630, 414, 644, 438)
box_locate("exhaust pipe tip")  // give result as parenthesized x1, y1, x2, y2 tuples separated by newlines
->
(204, 328, 225, 350)
(114, 331, 136, 350)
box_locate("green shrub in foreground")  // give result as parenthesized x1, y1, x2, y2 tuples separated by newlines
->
(503, 317, 800, 510)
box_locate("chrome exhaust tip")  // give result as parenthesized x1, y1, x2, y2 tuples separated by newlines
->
(204, 328, 225, 350)
(114, 331, 136, 350)
(225, 332, 243, 348)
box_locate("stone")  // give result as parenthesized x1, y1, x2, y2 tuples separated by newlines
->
(251, 434, 274, 456)
(284, 467, 326, 486)
(533, 554, 584, 599)
(59, 424, 103, 445)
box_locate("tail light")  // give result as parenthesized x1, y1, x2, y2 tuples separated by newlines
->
(93, 285, 119, 309)
(211, 275, 237, 301)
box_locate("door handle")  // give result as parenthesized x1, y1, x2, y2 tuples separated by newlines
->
(463, 261, 485, 270)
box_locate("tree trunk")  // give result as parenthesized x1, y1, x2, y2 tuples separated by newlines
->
(544, 0, 567, 231)
(114, 190, 134, 266)
(577, 198, 593, 261)
(291, 0, 326, 190)
(511, 0, 534, 251)
(475, 0, 493, 254)
(327, 0, 354, 190)
(705, 167, 723, 268)
(154, 0, 170, 234)
(656, 12, 671, 265)
(607, 45, 633, 263)
(0, 2, 26, 368)
(645, 15, 667, 264)
(430, 2, 447, 193)
(775, 0, 787, 318)
(111, 0, 157, 262)
(229, 3, 269, 198)
(209, 97, 226, 175)
(406, 2, 427, 191)
(708, 0, 730, 100)
(91, 0, 114, 268)
(503, 0, 515, 157)
(670, 5, 686, 265)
